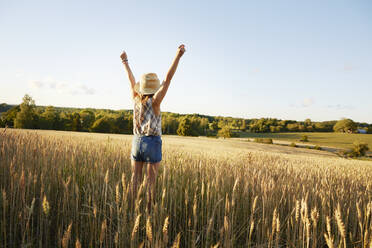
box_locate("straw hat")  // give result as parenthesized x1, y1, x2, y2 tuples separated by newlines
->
(134, 73, 161, 95)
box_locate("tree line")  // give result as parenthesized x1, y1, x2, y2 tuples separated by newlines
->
(1, 95, 371, 137)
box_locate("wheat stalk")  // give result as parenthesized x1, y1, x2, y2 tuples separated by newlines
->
(75, 239, 81, 248)
(99, 219, 107, 244)
(131, 214, 141, 241)
(62, 222, 72, 248)
(146, 216, 153, 243)
(171, 233, 181, 248)
(163, 216, 169, 245)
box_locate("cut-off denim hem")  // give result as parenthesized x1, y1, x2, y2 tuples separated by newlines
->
(131, 134, 162, 163)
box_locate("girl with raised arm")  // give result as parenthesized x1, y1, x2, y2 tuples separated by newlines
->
(120, 45, 186, 211)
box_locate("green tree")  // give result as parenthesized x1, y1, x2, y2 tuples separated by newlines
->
(287, 123, 299, 132)
(90, 117, 112, 133)
(275, 125, 283, 132)
(304, 118, 312, 127)
(71, 112, 82, 131)
(333, 119, 357, 133)
(2, 105, 20, 127)
(40, 106, 59, 130)
(208, 121, 218, 132)
(217, 126, 231, 138)
(368, 126, 372, 134)
(269, 126, 277, 133)
(177, 117, 193, 136)
(111, 113, 131, 134)
(162, 115, 179, 134)
(14, 94, 36, 129)
(306, 125, 314, 132)
(240, 120, 247, 131)
(298, 124, 306, 132)
(80, 110, 95, 131)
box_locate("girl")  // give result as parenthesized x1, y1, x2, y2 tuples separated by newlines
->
(120, 45, 186, 210)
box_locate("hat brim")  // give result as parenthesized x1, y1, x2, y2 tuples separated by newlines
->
(134, 82, 161, 95)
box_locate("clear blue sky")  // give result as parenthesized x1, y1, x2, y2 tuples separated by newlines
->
(1, 0, 371, 123)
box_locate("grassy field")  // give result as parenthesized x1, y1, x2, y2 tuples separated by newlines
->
(239, 132, 372, 149)
(1, 128, 372, 247)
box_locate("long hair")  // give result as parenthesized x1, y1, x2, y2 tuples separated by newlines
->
(135, 94, 154, 105)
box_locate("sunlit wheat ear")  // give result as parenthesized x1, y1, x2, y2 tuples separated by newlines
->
(232, 177, 239, 196)
(272, 208, 277, 235)
(135, 199, 142, 213)
(161, 188, 166, 207)
(146, 216, 153, 243)
(193, 196, 197, 220)
(171, 233, 181, 248)
(300, 199, 308, 223)
(276, 215, 280, 233)
(75, 238, 81, 248)
(324, 233, 335, 248)
(295, 200, 300, 222)
(131, 214, 141, 241)
(100, 219, 107, 244)
(251, 196, 258, 214)
(62, 222, 72, 248)
(249, 220, 255, 241)
(211, 242, 220, 248)
(184, 188, 189, 207)
(104, 169, 109, 185)
(92, 203, 97, 218)
(201, 181, 205, 198)
(311, 207, 319, 226)
(163, 216, 169, 244)
(42, 195, 50, 216)
(335, 204, 346, 246)
(115, 183, 120, 204)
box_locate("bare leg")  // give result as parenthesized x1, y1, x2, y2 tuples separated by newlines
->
(147, 162, 160, 212)
(131, 160, 144, 200)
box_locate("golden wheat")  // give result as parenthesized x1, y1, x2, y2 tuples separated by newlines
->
(1, 129, 372, 247)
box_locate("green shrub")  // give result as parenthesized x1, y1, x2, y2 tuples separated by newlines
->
(339, 142, 369, 158)
(352, 141, 369, 157)
(254, 138, 273, 144)
(300, 135, 308, 142)
(289, 142, 297, 147)
(314, 145, 321, 150)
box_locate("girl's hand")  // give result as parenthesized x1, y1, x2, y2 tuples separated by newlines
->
(177, 44, 186, 57)
(120, 51, 128, 61)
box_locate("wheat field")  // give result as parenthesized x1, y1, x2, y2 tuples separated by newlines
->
(0, 128, 372, 247)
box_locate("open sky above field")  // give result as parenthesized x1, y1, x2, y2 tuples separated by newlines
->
(1, 0, 371, 123)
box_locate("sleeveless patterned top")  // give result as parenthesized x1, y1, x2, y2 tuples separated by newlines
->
(133, 97, 162, 136)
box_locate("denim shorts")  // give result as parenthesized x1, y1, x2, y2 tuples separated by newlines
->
(131, 135, 162, 163)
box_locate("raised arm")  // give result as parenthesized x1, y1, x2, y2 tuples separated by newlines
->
(120, 51, 138, 99)
(153, 44, 186, 106)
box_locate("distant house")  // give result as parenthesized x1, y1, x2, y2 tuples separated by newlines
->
(357, 129, 367, 134)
